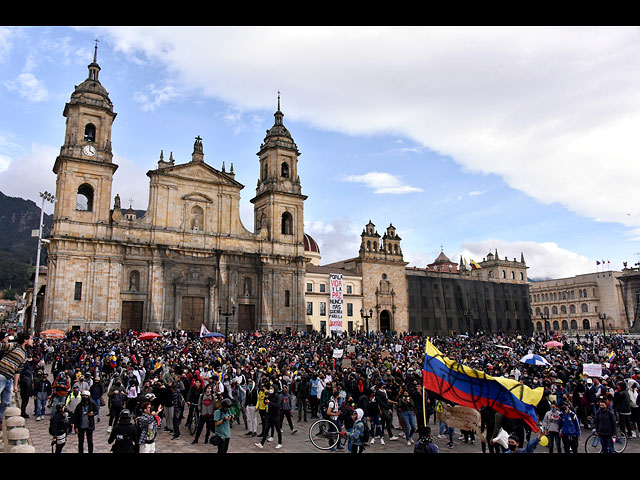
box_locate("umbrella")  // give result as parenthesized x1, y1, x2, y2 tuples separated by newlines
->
(544, 341, 564, 348)
(138, 332, 161, 340)
(519, 353, 550, 366)
(202, 332, 225, 338)
(40, 329, 65, 339)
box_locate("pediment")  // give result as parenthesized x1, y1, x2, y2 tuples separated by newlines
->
(149, 161, 244, 189)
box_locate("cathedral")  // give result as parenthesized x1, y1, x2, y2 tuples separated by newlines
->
(40, 48, 307, 333)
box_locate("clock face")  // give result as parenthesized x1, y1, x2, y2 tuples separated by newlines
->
(83, 145, 96, 156)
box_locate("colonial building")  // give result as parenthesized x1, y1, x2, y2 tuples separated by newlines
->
(41, 48, 307, 333)
(528, 270, 627, 334)
(467, 250, 529, 284)
(619, 265, 640, 332)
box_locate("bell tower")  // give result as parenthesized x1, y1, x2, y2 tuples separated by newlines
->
(52, 42, 118, 236)
(251, 93, 306, 247)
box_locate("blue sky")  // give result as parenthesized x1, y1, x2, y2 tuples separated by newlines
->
(1, 26, 639, 280)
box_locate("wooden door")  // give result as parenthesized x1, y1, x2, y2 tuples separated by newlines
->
(181, 296, 204, 332)
(237, 304, 255, 331)
(122, 301, 144, 331)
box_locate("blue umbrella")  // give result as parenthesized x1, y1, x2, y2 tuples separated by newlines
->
(519, 353, 550, 366)
(203, 332, 225, 338)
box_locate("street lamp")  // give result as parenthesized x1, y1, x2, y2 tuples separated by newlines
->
(218, 305, 235, 340)
(540, 312, 550, 338)
(29, 191, 55, 335)
(360, 308, 373, 335)
(599, 312, 606, 337)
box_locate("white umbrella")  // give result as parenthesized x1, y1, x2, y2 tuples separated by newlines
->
(519, 353, 550, 366)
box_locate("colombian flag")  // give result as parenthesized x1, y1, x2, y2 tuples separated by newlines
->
(469, 259, 481, 269)
(422, 340, 543, 432)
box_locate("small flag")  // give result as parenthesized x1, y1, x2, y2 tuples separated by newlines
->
(199, 324, 211, 338)
(469, 259, 481, 269)
(607, 352, 616, 362)
(596, 261, 600, 265)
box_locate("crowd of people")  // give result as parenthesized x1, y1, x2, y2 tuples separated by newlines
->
(1, 326, 640, 454)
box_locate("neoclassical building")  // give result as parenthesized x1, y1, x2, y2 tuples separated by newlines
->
(40, 49, 307, 333)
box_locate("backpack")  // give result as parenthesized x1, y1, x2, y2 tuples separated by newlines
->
(360, 420, 370, 443)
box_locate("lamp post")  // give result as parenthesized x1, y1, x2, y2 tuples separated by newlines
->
(218, 305, 235, 340)
(540, 312, 550, 339)
(29, 191, 55, 335)
(599, 312, 606, 337)
(360, 308, 373, 335)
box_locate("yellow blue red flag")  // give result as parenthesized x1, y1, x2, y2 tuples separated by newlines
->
(422, 339, 543, 432)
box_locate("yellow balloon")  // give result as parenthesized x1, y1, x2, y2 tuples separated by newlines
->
(539, 435, 548, 447)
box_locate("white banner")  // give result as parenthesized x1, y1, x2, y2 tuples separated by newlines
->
(329, 273, 343, 333)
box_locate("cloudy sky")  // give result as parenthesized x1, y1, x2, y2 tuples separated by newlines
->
(1, 26, 639, 280)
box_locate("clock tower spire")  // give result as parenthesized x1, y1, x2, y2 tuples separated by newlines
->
(51, 42, 118, 234)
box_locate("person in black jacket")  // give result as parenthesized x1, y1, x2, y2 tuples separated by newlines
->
(108, 408, 138, 453)
(19, 360, 34, 418)
(255, 387, 283, 449)
(74, 391, 99, 453)
(49, 404, 70, 453)
(33, 370, 52, 420)
(594, 397, 617, 454)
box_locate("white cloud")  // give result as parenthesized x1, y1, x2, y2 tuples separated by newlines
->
(5, 73, 48, 102)
(304, 218, 361, 264)
(459, 238, 595, 280)
(97, 26, 640, 235)
(0, 144, 57, 206)
(342, 171, 423, 194)
(133, 83, 183, 111)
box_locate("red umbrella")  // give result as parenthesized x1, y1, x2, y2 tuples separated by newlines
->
(138, 332, 161, 340)
(544, 340, 563, 348)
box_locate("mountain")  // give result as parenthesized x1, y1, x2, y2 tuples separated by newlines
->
(0, 191, 53, 294)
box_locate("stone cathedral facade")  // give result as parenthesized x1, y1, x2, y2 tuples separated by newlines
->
(41, 50, 307, 333)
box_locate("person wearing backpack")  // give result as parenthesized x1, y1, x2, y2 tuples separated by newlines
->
(137, 401, 161, 453)
(349, 408, 368, 453)
(108, 408, 138, 453)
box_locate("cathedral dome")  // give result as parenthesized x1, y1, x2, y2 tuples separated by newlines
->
(304, 233, 320, 254)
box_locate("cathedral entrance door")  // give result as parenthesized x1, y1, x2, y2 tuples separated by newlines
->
(122, 301, 144, 331)
(237, 304, 255, 331)
(181, 296, 204, 331)
(380, 310, 392, 332)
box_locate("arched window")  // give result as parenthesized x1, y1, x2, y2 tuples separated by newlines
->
(262, 163, 268, 180)
(84, 123, 96, 142)
(561, 305, 567, 314)
(543, 307, 549, 316)
(562, 292, 567, 300)
(561, 320, 568, 330)
(570, 304, 576, 314)
(552, 306, 558, 315)
(76, 184, 94, 211)
(583, 289, 588, 298)
(372, 242, 377, 251)
(536, 322, 543, 331)
(502, 270, 506, 279)
(191, 205, 204, 231)
(281, 162, 289, 178)
(393, 244, 398, 254)
(520, 272, 524, 281)
(281, 212, 293, 235)
(129, 270, 140, 291)
(553, 321, 559, 331)
(570, 319, 578, 330)
(243, 277, 252, 296)
(367, 240, 371, 251)
(535, 307, 542, 316)
(489, 271, 494, 278)
(581, 303, 588, 313)
(511, 271, 515, 280)
(583, 319, 590, 330)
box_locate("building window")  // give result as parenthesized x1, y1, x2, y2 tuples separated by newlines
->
(347, 303, 353, 316)
(306, 282, 313, 292)
(306, 302, 313, 316)
(570, 304, 576, 314)
(191, 205, 204, 231)
(511, 271, 515, 280)
(320, 302, 326, 316)
(520, 272, 524, 281)
(281, 162, 289, 178)
(319, 283, 326, 293)
(244, 277, 252, 296)
(346, 285, 353, 294)
(581, 303, 588, 313)
(552, 306, 558, 315)
(74, 282, 82, 301)
(76, 184, 94, 211)
(285, 290, 290, 307)
(281, 212, 293, 235)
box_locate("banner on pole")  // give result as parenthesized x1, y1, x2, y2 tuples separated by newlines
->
(329, 273, 343, 333)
